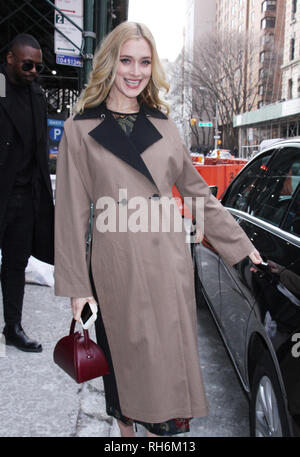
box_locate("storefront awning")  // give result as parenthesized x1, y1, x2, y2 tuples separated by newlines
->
(234, 98, 300, 127)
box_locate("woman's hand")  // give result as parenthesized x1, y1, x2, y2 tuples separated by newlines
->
(249, 248, 264, 273)
(71, 296, 97, 322)
(249, 248, 263, 265)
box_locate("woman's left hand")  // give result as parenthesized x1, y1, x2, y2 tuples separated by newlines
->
(249, 248, 263, 265)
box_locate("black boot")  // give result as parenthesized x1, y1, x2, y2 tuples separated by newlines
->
(3, 323, 42, 353)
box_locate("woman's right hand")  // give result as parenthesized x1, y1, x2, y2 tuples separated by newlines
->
(71, 296, 97, 322)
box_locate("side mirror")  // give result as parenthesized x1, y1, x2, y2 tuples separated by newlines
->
(209, 185, 218, 197)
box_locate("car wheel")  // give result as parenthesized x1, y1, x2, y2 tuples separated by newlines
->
(250, 353, 290, 437)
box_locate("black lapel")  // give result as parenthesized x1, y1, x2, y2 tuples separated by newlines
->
(130, 104, 163, 154)
(0, 80, 26, 144)
(30, 84, 53, 195)
(30, 82, 46, 146)
(77, 103, 167, 188)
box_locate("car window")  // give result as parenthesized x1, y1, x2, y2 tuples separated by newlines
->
(282, 185, 300, 236)
(222, 150, 273, 213)
(252, 148, 300, 227)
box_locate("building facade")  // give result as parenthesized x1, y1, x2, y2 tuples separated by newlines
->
(281, 0, 300, 100)
(182, 0, 217, 149)
(216, 0, 286, 111)
(180, 0, 299, 154)
(234, 0, 300, 156)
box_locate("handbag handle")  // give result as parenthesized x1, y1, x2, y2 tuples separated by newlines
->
(70, 318, 92, 355)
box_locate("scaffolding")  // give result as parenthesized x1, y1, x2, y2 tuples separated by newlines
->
(0, 0, 128, 115)
(234, 98, 300, 158)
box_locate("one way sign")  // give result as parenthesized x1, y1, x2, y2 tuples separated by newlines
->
(54, 0, 83, 57)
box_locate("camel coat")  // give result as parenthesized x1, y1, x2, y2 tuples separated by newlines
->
(54, 103, 254, 423)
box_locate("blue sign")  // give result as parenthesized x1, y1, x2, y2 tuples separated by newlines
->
(48, 119, 65, 127)
(48, 117, 65, 166)
(56, 54, 83, 67)
(49, 127, 63, 142)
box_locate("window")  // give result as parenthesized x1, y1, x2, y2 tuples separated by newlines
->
(290, 38, 295, 60)
(222, 151, 273, 213)
(292, 0, 297, 19)
(262, 0, 276, 12)
(288, 78, 293, 99)
(259, 84, 264, 95)
(252, 148, 300, 227)
(261, 17, 276, 28)
(260, 50, 271, 62)
(283, 185, 300, 236)
(261, 33, 274, 46)
(259, 68, 265, 79)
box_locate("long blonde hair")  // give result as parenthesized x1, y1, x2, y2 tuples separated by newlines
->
(74, 21, 170, 114)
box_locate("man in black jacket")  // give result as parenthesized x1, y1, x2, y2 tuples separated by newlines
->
(0, 34, 54, 352)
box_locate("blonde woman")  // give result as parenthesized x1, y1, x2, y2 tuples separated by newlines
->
(54, 21, 262, 437)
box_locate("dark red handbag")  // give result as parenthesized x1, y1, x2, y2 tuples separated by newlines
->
(53, 319, 109, 383)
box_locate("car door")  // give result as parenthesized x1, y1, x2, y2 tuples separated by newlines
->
(194, 239, 221, 320)
(220, 146, 300, 379)
(243, 146, 300, 336)
(196, 149, 273, 328)
(215, 149, 274, 378)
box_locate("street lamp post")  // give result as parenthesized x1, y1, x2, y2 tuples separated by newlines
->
(199, 87, 219, 150)
(214, 100, 219, 150)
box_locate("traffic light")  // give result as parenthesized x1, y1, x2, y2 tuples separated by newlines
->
(190, 118, 197, 127)
(217, 139, 222, 145)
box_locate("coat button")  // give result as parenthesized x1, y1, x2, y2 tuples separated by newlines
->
(118, 198, 128, 205)
(150, 193, 160, 200)
(5, 140, 12, 147)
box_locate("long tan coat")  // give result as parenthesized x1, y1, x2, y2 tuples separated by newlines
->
(54, 103, 254, 423)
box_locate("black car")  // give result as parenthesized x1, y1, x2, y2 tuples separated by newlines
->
(193, 139, 300, 437)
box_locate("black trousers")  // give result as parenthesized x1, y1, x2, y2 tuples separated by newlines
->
(89, 265, 124, 416)
(0, 190, 34, 325)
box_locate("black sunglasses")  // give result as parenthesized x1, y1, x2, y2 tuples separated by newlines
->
(11, 52, 44, 73)
(21, 61, 44, 73)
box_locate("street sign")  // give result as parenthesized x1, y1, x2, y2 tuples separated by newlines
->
(55, 0, 83, 16)
(56, 54, 83, 67)
(198, 122, 213, 127)
(54, 0, 83, 57)
(48, 118, 65, 159)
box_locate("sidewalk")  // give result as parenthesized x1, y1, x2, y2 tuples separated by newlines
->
(0, 280, 124, 437)
(0, 273, 250, 437)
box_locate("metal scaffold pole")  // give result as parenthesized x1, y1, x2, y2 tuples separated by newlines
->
(94, 0, 108, 47)
(82, 0, 96, 88)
